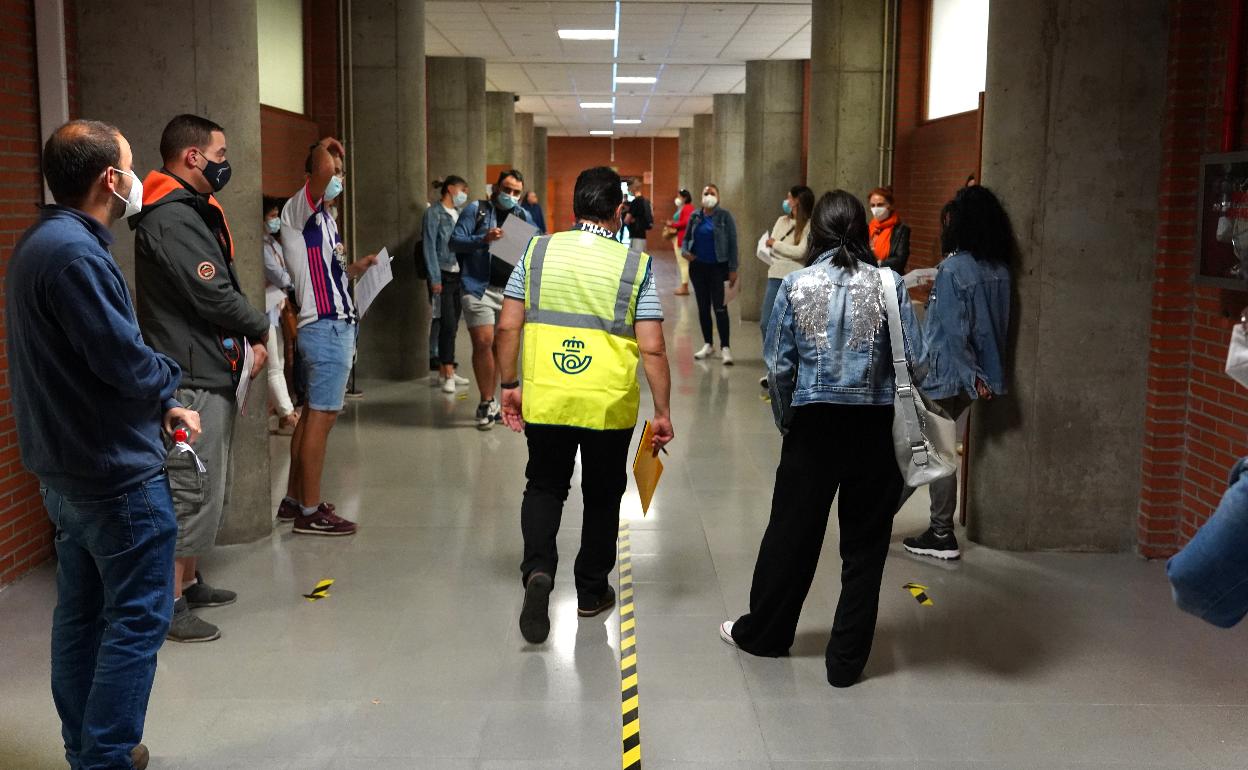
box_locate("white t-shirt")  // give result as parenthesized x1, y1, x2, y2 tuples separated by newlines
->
(442, 204, 461, 273)
(281, 182, 354, 327)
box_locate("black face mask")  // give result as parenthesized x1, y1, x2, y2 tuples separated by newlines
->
(198, 153, 232, 193)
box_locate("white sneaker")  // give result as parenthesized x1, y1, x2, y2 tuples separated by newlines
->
(721, 348, 734, 366)
(719, 620, 737, 647)
(441, 376, 457, 394)
(453, 373, 470, 386)
(694, 343, 714, 360)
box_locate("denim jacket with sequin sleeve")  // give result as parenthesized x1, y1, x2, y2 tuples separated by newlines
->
(764, 249, 926, 433)
(920, 250, 1011, 401)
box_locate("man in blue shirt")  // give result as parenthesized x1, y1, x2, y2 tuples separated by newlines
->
(7, 120, 201, 770)
(449, 169, 533, 429)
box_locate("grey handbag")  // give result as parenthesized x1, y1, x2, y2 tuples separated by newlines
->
(878, 268, 958, 487)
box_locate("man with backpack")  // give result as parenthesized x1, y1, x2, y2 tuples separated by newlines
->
(449, 168, 533, 429)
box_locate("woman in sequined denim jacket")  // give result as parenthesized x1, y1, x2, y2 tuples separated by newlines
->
(764, 236, 924, 433)
(726, 190, 927, 689)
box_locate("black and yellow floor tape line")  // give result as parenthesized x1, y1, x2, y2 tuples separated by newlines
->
(303, 578, 333, 602)
(618, 521, 641, 770)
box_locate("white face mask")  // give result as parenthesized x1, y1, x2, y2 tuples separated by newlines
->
(674, 197, 683, 208)
(110, 167, 143, 219)
(870, 206, 889, 221)
(702, 194, 718, 209)
(265, 217, 280, 234)
(452, 190, 468, 208)
(1227, 323, 1248, 388)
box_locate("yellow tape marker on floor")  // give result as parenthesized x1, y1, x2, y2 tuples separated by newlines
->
(618, 521, 641, 770)
(303, 578, 334, 602)
(903, 582, 933, 606)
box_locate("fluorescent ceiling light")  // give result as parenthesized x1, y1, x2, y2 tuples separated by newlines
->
(580, 102, 614, 109)
(559, 29, 617, 40)
(614, 76, 657, 84)
(613, 119, 641, 125)
(590, 130, 615, 136)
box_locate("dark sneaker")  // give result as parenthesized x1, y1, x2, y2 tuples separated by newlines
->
(276, 497, 301, 522)
(519, 572, 554, 644)
(184, 571, 236, 608)
(167, 597, 220, 643)
(475, 400, 498, 431)
(902, 528, 961, 560)
(577, 585, 616, 617)
(131, 743, 150, 770)
(292, 503, 358, 536)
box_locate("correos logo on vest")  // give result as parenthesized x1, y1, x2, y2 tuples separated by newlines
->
(553, 337, 592, 375)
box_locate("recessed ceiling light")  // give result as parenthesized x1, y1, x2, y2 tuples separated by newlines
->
(614, 76, 657, 84)
(558, 29, 617, 40)
(590, 130, 615, 136)
(613, 119, 642, 125)
(580, 102, 614, 109)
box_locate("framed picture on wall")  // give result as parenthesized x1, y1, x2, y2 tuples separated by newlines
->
(1196, 151, 1248, 289)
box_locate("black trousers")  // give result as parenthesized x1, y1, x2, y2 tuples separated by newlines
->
(732, 403, 902, 686)
(434, 271, 462, 366)
(689, 260, 730, 347)
(520, 424, 634, 604)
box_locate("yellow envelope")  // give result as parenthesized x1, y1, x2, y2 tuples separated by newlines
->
(632, 421, 664, 516)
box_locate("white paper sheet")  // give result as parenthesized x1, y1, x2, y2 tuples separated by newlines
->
(265, 285, 285, 313)
(235, 340, 255, 415)
(354, 248, 393, 319)
(492, 216, 540, 266)
(903, 267, 938, 288)
(724, 279, 740, 305)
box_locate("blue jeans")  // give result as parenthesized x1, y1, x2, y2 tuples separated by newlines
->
(1168, 457, 1248, 628)
(298, 318, 357, 412)
(760, 277, 782, 341)
(43, 474, 177, 770)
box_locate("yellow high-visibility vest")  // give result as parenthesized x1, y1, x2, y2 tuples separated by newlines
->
(521, 230, 651, 431)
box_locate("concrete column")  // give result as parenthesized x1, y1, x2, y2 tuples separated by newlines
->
(691, 113, 713, 195)
(349, 0, 427, 382)
(532, 126, 548, 209)
(711, 94, 746, 215)
(969, 0, 1166, 551)
(77, 0, 270, 543)
(678, 127, 694, 193)
(806, 0, 885, 196)
(427, 57, 486, 195)
(743, 59, 804, 322)
(486, 91, 516, 170)
(514, 112, 535, 189)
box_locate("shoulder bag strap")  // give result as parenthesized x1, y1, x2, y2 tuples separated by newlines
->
(878, 267, 930, 467)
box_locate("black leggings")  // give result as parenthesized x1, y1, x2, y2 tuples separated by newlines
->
(434, 271, 462, 366)
(731, 403, 902, 687)
(689, 260, 730, 347)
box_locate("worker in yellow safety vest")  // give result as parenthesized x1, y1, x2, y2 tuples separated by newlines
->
(496, 166, 674, 645)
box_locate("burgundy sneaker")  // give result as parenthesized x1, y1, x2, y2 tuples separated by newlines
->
(279, 499, 335, 523)
(277, 498, 301, 523)
(292, 503, 357, 536)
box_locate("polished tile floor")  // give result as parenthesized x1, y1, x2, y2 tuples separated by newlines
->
(2, 252, 1247, 769)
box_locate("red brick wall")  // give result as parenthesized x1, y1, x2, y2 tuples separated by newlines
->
(1139, 0, 1248, 557)
(0, 0, 61, 587)
(890, 0, 982, 285)
(545, 137, 680, 251)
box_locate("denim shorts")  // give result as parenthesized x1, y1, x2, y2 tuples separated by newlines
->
(298, 318, 356, 411)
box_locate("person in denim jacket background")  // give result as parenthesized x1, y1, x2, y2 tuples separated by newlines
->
(681, 183, 739, 363)
(900, 185, 1016, 561)
(721, 190, 924, 689)
(424, 175, 471, 394)
(1167, 319, 1248, 628)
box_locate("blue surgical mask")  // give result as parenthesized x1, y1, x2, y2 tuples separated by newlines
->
(782, 199, 792, 215)
(266, 217, 280, 234)
(452, 191, 468, 208)
(324, 174, 344, 202)
(497, 192, 518, 211)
